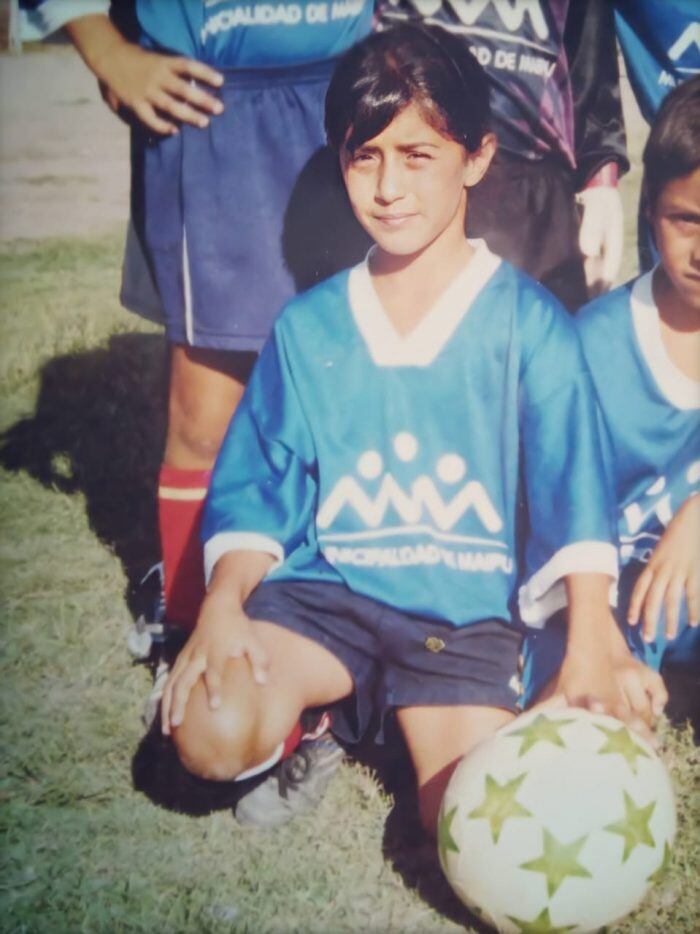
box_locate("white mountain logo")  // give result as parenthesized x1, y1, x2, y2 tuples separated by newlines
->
(668, 23, 700, 62)
(385, 0, 549, 41)
(317, 432, 503, 534)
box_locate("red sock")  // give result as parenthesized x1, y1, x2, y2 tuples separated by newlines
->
(158, 465, 212, 628)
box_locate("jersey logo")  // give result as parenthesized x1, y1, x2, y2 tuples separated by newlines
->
(668, 23, 700, 66)
(620, 461, 700, 563)
(317, 432, 503, 534)
(385, 0, 549, 41)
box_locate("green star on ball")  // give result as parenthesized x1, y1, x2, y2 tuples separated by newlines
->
(507, 906, 577, 933)
(519, 828, 592, 897)
(508, 714, 575, 757)
(437, 804, 459, 866)
(594, 723, 651, 774)
(647, 840, 672, 884)
(605, 791, 656, 862)
(466, 772, 532, 844)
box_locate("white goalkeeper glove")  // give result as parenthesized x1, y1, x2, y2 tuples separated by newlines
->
(576, 166, 624, 299)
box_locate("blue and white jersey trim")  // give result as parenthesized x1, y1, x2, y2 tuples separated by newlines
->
(205, 532, 284, 584)
(518, 541, 619, 626)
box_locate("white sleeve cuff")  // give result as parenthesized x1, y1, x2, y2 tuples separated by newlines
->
(21, 1, 110, 40)
(204, 532, 284, 585)
(518, 541, 618, 627)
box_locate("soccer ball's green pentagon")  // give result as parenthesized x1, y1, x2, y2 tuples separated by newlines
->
(438, 707, 676, 933)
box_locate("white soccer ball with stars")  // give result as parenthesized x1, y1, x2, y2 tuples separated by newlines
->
(438, 707, 676, 933)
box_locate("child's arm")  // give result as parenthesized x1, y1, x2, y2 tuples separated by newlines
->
(161, 549, 275, 736)
(546, 572, 667, 732)
(64, 14, 224, 135)
(627, 495, 699, 642)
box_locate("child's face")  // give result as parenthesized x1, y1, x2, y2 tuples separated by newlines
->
(340, 103, 492, 260)
(650, 166, 700, 313)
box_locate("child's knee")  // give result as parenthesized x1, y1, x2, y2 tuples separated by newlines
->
(171, 678, 265, 782)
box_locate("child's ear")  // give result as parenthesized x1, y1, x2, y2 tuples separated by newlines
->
(463, 133, 497, 188)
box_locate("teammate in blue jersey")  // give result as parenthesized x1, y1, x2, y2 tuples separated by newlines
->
(523, 76, 700, 708)
(614, 0, 700, 272)
(376, 0, 630, 310)
(21, 0, 373, 823)
(26, 1, 372, 627)
(160, 25, 665, 840)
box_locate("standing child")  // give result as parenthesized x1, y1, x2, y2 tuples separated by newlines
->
(161, 25, 665, 838)
(523, 76, 700, 707)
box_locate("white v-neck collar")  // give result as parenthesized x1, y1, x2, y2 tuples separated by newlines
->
(347, 239, 501, 367)
(630, 271, 700, 410)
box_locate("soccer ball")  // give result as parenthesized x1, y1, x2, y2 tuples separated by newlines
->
(438, 707, 676, 933)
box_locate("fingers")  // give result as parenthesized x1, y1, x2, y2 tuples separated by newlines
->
(245, 636, 270, 686)
(617, 668, 653, 726)
(203, 664, 224, 711)
(161, 651, 206, 735)
(663, 575, 683, 641)
(642, 571, 669, 642)
(151, 89, 212, 129)
(628, 564, 653, 627)
(174, 57, 225, 90)
(166, 74, 225, 116)
(133, 101, 179, 136)
(642, 666, 669, 719)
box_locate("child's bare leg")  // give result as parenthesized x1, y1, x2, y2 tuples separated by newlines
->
(165, 345, 254, 469)
(159, 346, 255, 625)
(171, 621, 353, 781)
(397, 705, 515, 838)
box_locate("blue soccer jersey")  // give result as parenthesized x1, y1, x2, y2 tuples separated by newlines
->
(522, 273, 700, 697)
(19, 1, 373, 68)
(136, 0, 373, 67)
(203, 242, 617, 629)
(576, 273, 700, 569)
(614, 0, 700, 124)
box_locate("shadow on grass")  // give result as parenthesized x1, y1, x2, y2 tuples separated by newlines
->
(0, 331, 168, 607)
(352, 724, 490, 932)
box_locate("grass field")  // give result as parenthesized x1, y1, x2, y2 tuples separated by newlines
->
(1, 142, 699, 932)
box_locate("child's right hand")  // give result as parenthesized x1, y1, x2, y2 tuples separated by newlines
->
(627, 495, 699, 643)
(160, 593, 269, 736)
(97, 43, 224, 135)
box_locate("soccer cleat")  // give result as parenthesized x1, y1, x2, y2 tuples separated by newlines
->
(128, 563, 168, 660)
(127, 563, 189, 729)
(141, 656, 171, 730)
(234, 733, 344, 828)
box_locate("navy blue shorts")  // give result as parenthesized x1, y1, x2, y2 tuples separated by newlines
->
(244, 580, 522, 744)
(133, 60, 368, 350)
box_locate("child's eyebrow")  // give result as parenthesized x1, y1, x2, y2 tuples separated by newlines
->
(353, 141, 442, 153)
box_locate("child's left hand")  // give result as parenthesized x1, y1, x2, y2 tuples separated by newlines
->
(627, 495, 699, 643)
(538, 616, 667, 743)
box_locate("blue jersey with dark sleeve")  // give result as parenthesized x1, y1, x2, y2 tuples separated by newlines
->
(576, 273, 700, 567)
(202, 242, 617, 629)
(614, 0, 700, 124)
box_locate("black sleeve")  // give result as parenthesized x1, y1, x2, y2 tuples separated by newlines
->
(109, 0, 140, 41)
(565, 0, 630, 189)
